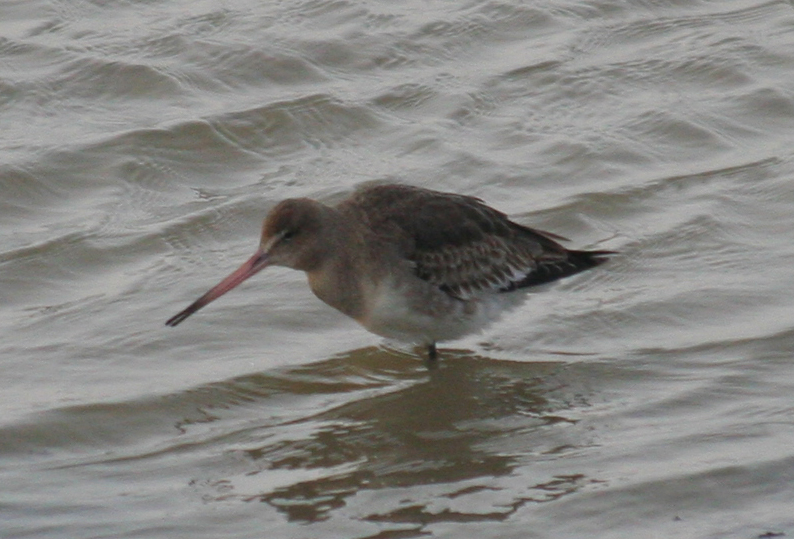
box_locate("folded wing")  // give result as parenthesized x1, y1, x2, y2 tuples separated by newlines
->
(343, 183, 611, 300)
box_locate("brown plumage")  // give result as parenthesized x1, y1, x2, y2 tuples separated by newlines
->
(342, 184, 609, 298)
(167, 183, 613, 361)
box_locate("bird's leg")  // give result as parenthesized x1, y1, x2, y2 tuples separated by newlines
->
(423, 342, 439, 370)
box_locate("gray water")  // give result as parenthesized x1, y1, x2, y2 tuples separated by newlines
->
(3, 1, 794, 538)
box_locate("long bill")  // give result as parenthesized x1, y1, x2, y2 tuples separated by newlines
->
(165, 249, 270, 327)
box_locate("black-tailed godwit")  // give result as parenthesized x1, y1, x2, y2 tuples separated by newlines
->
(166, 184, 612, 360)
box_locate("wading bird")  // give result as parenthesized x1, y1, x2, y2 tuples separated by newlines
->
(166, 184, 611, 361)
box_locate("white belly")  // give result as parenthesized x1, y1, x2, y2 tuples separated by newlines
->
(358, 276, 525, 345)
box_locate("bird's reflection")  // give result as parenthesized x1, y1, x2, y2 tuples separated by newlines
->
(211, 347, 591, 524)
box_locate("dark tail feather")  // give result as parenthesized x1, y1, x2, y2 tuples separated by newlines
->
(568, 249, 615, 269)
(512, 249, 615, 289)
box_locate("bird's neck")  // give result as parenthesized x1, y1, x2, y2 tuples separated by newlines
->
(305, 217, 372, 321)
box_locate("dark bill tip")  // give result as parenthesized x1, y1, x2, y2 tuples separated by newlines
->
(165, 300, 204, 327)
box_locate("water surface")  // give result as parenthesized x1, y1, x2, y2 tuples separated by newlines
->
(3, 0, 794, 537)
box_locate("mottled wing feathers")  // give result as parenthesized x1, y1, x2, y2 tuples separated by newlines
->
(342, 184, 609, 300)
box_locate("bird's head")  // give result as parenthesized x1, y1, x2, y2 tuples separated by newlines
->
(165, 198, 332, 327)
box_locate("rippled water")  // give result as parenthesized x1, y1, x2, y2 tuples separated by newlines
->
(3, 0, 794, 537)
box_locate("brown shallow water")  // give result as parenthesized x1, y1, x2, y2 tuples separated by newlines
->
(3, 1, 794, 537)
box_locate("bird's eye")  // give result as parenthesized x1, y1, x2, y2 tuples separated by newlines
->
(282, 229, 296, 241)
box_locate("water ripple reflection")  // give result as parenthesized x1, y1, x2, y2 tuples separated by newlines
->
(190, 349, 594, 526)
